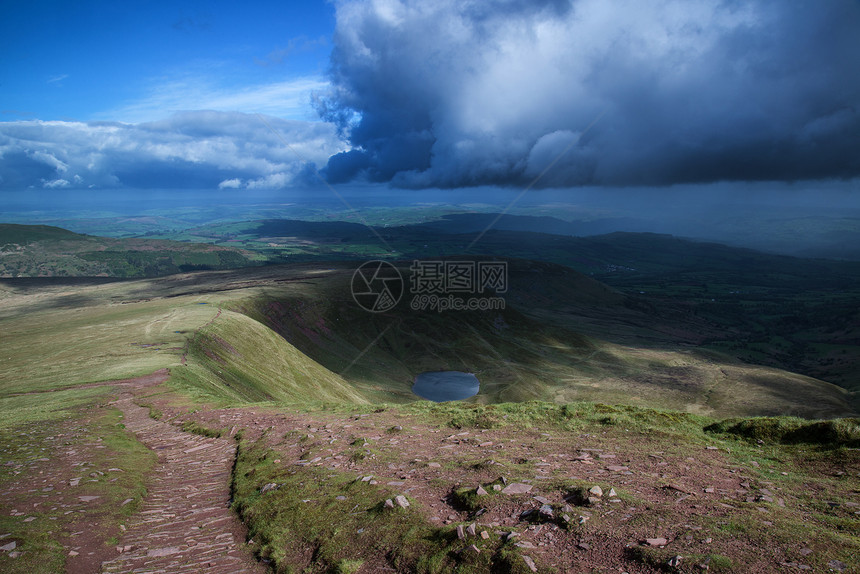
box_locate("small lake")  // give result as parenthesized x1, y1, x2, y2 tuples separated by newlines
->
(412, 371, 480, 402)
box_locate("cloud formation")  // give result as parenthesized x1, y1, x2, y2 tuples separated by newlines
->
(0, 111, 345, 190)
(319, 0, 860, 188)
(99, 76, 330, 124)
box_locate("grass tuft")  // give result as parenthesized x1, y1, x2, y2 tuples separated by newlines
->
(705, 416, 860, 447)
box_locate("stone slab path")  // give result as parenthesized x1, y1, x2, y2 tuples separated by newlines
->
(101, 388, 264, 574)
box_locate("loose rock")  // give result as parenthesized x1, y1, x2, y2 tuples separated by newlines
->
(502, 482, 533, 495)
(522, 555, 538, 572)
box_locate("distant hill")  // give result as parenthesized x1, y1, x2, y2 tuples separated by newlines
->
(0, 223, 262, 278)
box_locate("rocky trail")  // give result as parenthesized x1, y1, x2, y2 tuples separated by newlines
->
(100, 388, 263, 574)
(0, 370, 264, 574)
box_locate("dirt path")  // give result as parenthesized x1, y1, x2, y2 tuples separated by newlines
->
(99, 375, 263, 574)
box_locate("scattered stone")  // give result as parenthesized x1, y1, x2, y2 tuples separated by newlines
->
(501, 483, 533, 495)
(828, 559, 847, 572)
(469, 544, 480, 554)
(644, 538, 668, 547)
(260, 483, 279, 494)
(394, 495, 410, 508)
(466, 523, 477, 537)
(704, 487, 715, 493)
(587, 496, 601, 506)
(7, 551, 20, 559)
(360, 475, 373, 482)
(476, 485, 488, 496)
(588, 485, 603, 497)
(800, 548, 813, 556)
(706, 446, 719, 450)
(668, 555, 683, 567)
(384, 499, 395, 509)
(480, 530, 490, 540)
(335, 495, 347, 501)
(427, 462, 441, 468)
(516, 541, 536, 549)
(577, 542, 590, 550)
(68, 550, 79, 557)
(78, 496, 100, 502)
(492, 484, 502, 492)
(522, 555, 538, 572)
(456, 525, 466, 540)
(539, 504, 554, 519)
(1, 541, 17, 552)
(607, 488, 618, 498)
(606, 465, 629, 472)
(533, 495, 551, 504)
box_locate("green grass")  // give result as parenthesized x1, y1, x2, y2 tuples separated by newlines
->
(231, 439, 532, 574)
(181, 420, 225, 438)
(169, 309, 368, 405)
(705, 416, 860, 447)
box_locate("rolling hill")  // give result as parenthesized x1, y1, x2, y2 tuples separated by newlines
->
(0, 223, 262, 278)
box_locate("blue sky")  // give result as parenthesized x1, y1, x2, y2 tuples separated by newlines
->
(1, 0, 335, 122)
(1, 0, 859, 193)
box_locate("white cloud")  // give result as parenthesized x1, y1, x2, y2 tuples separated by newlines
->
(42, 178, 70, 188)
(218, 178, 242, 189)
(0, 111, 348, 190)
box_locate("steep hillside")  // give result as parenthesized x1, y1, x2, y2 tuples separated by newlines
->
(173, 309, 368, 405)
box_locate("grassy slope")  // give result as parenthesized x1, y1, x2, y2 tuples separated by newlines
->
(0, 272, 362, 406)
(171, 309, 367, 405)
(1, 259, 854, 418)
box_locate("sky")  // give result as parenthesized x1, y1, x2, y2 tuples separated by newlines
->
(1, 0, 859, 194)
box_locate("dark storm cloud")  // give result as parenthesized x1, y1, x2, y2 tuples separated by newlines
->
(319, 0, 860, 188)
(0, 111, 345, 190)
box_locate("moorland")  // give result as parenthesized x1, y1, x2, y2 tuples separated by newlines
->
(0, 209, 858, 573)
